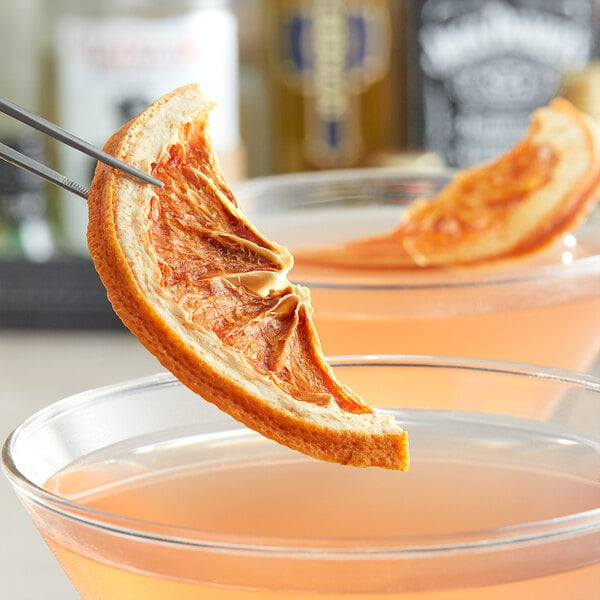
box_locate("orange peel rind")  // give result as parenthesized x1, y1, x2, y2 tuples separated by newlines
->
(295, 98, 600, 269)
(87, 84, 408, 471)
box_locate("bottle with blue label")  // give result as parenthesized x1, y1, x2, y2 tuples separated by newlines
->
(263, 0, 409, 173)
(412, 0, 595, 168)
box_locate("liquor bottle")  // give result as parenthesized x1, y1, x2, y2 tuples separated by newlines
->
(561, 60, 600, 123)
(411, 0, 595, 168)
(262, 0, 409, 174)
(49, 0, 244, 255)
(0, 0, 56, 261)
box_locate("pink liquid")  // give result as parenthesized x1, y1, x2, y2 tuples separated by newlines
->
(39, 416, 600, 600)
(308, 284, 600, 369)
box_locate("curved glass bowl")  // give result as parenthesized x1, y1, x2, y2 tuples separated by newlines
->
(235, 168, 600, 373)
(3, 356, 600, 599)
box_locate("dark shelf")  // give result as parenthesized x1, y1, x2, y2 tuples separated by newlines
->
(0, 258, 124, 330)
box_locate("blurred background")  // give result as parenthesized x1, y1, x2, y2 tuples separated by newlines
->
(1, 0, 600, 329)
(2, 2, 600, 598)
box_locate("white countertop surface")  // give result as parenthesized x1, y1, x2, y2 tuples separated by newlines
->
(0, 331, 163, 600)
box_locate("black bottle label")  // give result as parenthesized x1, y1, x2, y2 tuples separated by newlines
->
(0, 134, 46, 222)
(418, 0, 593, 167)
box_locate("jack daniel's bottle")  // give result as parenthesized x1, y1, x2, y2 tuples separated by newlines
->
(412, 0, 595, 168)
(264, 0, 408, 173)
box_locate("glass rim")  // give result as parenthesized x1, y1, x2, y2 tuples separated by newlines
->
(3, 355, 600, 558)
(234, 167, 600, 291)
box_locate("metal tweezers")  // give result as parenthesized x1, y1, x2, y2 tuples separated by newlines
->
(0, 97, 163, 199)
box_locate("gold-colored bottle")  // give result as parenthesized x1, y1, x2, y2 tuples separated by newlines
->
(263, 0, 408, 174)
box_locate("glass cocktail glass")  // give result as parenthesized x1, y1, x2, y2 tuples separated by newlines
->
(235, 168, 600, 372)
(3, 356, 600, 599)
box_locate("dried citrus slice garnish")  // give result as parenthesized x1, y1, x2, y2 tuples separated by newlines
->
(87, 84, 408, 470)
(295, 98, 600, 269)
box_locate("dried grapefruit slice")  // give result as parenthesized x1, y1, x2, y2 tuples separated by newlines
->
(87, 84, 408, 470)
(295, 98, 600, 269)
